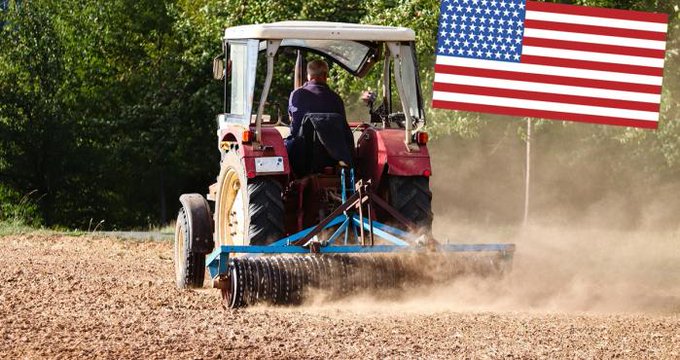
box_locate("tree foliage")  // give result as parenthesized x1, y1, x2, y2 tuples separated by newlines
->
(0, 0, 678, 228)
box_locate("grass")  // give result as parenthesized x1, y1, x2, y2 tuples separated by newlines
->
(0, 219, 37, 236)
(123, 221, 176, 235)
(156, 221, 176, 235)
(0, 219, 88, 237)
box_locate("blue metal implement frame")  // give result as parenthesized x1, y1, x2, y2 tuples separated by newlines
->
(205, 169, 516, 279)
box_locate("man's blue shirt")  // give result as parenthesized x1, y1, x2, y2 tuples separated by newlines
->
(287, 80, 345, 138)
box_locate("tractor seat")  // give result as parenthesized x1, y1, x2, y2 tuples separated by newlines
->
(291, 112, 355, 177)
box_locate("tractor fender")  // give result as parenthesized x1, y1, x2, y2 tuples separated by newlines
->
(178, 193, 214, 254)
(356, 128, 432, 188)
(218, 126, 290, 180)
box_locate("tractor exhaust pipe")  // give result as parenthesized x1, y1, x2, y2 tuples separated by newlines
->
(294, 50, 306, 89)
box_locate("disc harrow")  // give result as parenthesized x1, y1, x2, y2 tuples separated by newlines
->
(203, 172, 515, 309)
(218, 253, 505, 308)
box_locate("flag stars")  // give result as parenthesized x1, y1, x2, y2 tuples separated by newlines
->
(437, 0, 525, 62)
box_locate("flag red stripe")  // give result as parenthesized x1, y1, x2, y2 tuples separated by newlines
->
(524, 19, 667, 41)
(521, 55, 663, 76)
(526, 1, 668, 24)
(432, 99, 658, 129)
(522, 37, 665, 58)
(434, 64, 662, 94)
(432, 82, 660, 112)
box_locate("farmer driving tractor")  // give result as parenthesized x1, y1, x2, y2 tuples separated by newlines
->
(286, 59, 346, 146)
(285, 59, 354, 176)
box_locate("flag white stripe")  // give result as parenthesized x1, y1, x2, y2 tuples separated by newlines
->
(522, 46, 665, 68)
(432, 91, 659, 121)
(435, 56, 663, 86)
(434, 73, 661, 103)
(525, 10, 669, 33)
(523, 28, 667, 50)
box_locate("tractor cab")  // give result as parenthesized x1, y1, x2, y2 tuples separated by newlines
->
(213, 21, 426, 142)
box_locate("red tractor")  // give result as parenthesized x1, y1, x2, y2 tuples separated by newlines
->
(174, 21, 435, 289)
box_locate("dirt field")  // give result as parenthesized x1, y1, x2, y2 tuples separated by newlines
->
(1, 233, 679, 359)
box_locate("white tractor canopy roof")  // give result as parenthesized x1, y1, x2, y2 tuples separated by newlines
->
(223, 21, 416, 42)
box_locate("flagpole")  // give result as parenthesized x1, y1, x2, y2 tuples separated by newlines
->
(523, 117, 531, 226)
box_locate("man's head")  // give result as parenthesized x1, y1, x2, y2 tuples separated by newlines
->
(307, 59, 329, 83)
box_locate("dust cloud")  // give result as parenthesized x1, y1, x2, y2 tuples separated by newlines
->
(293, 124, 680, 315)
(292, 226, 679, 315)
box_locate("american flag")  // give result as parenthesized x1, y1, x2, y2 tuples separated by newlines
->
(432, 0, 669, 129)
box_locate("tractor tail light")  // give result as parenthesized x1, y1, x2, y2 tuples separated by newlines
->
(423, 169, 432, 177)
(242, 130, 255, 143)
(415, 131, 429, 145)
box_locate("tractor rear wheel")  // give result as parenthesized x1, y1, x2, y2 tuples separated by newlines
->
(386, 175, 433, 231)
(215, 151, 285, 246)
(174, 208, 206, 288)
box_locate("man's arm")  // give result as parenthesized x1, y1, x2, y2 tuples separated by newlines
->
(288, 89, 306, 137)
(333, 92, 346, 120)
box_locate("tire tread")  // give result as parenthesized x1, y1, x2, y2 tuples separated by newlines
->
(387, 175, 433, 230)
(248, 178, 285, 245)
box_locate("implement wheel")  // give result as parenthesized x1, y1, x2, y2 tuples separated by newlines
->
(174, 208, 206, 289)
(215, 150, 284, 246)
(386, 175, 433, 231)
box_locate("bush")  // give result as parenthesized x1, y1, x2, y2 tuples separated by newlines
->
(0, 185, 42, 227)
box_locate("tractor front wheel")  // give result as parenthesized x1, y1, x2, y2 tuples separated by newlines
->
(174, 208, 206, 289)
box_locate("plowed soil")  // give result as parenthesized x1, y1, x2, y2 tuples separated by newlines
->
(1, 234, 679, 359)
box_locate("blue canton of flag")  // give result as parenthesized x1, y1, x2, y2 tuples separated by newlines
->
(437, 0, 527, 62)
